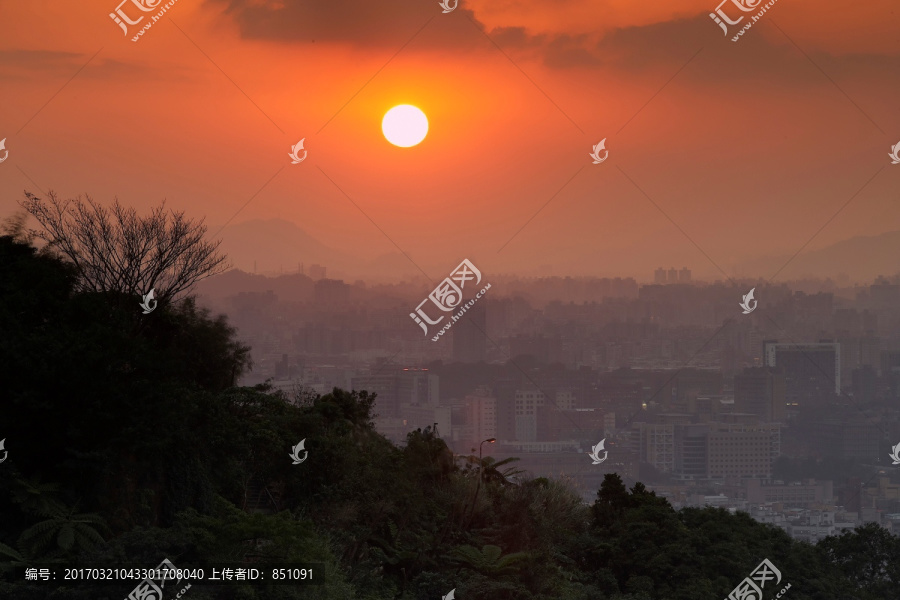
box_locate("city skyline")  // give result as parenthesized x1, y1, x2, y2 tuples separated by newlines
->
(3, 1, 900, 597)
(1, 1, 899, 282)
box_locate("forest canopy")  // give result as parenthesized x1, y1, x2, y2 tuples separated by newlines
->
(0, 231, 895, 600)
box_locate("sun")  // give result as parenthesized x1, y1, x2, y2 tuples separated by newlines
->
(382, 105, 428, 147)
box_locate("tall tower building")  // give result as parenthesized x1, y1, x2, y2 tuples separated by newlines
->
(514, 389, 546, 442)
(763, 342, 840, 408)
(452, 301, 487, 363)
(734, 367, 787, 422)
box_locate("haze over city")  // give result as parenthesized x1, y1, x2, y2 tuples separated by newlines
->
(2, 0, 900, 598)
(1, 0, 898, 281)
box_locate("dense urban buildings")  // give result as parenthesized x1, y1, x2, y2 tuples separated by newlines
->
(198, 270, 900, 524)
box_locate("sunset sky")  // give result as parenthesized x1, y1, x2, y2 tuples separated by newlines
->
(0, 0, 898, 281)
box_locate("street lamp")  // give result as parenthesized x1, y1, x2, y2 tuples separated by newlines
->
(467, 438, 496, 527)
(479, 437, 497, 478)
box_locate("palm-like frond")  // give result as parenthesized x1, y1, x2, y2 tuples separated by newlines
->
(0, 541, 25, 562)
(451, 544, 529, 576)
(18, 508, 107, 558)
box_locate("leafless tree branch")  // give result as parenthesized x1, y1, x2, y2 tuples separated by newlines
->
(20, 191, 229, 306)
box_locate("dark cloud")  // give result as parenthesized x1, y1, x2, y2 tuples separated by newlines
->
(0, 49, 84, 71)
(206, 0, 483, 46)
(0, 49, 188, 83)
(205, 0, 900, 89)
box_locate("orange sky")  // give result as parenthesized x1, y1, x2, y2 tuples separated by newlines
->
(0, 0, 898, 281)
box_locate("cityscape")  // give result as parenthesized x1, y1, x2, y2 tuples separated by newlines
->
(2, 0, 900, 598)
(196, 264, 900, 543)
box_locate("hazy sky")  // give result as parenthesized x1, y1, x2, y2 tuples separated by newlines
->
(0, 0, 898, 281)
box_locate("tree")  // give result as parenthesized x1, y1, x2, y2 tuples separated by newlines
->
(465, 455, 524, 486)
(5, 476, 106, 561)
(819, 522, 900, 599)
(451, 544, 529, 577)
(20, 191, 228, 305)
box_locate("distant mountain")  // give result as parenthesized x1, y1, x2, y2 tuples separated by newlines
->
(216, 218, 356, 275)
(215, 218, 426, 281)
(211, 219, 899, 284)
(738, 230, 900, 282)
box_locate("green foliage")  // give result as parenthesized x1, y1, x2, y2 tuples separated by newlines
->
(818, 522, 900, 598)
(1, 233, 898, 599)
(450, 544, 528, 576)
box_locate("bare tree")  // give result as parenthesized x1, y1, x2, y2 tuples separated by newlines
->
(21, 191, 228, 305)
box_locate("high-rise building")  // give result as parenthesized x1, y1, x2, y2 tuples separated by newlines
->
(492, 380, 519, 441)
(654, 268, 667, 284)
(852, 365, 877, 403)
(667, 267, 678, 283)
(812, 420, 881, 461)
(307, 264, 326, 280)
(675, 424, 708, 479)
(453, 388, 497, 452)
(745, 479, 833, 507)
(314, 278, 349, 305)
(351, 367, 439, 417)
(509, 334, 562, 364)
(535, 392, 580, 441)
(631, 423, 675, 473)
(707, 422, 781, 479)
(763, 342, 840, 407)
(352, 371, 400, 416)
(452, 301, 487, 363)
(734, 367, 787, 422)
(870, 276, 900, 308)
(514, 389, 545, 442)
(398, 367, 439, 407)
(679, 267, 691, 282)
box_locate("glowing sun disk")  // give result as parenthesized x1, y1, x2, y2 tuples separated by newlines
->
(382, 105, 428, 147)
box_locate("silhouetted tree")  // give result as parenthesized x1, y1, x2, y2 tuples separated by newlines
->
(20, 191, 227, 306)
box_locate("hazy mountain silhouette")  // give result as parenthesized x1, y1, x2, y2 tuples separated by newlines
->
(214, 218, 900, 284)
(738, 230, 900, 282)
(216, 218, 422, 281)
(217, 218, 355, 275)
